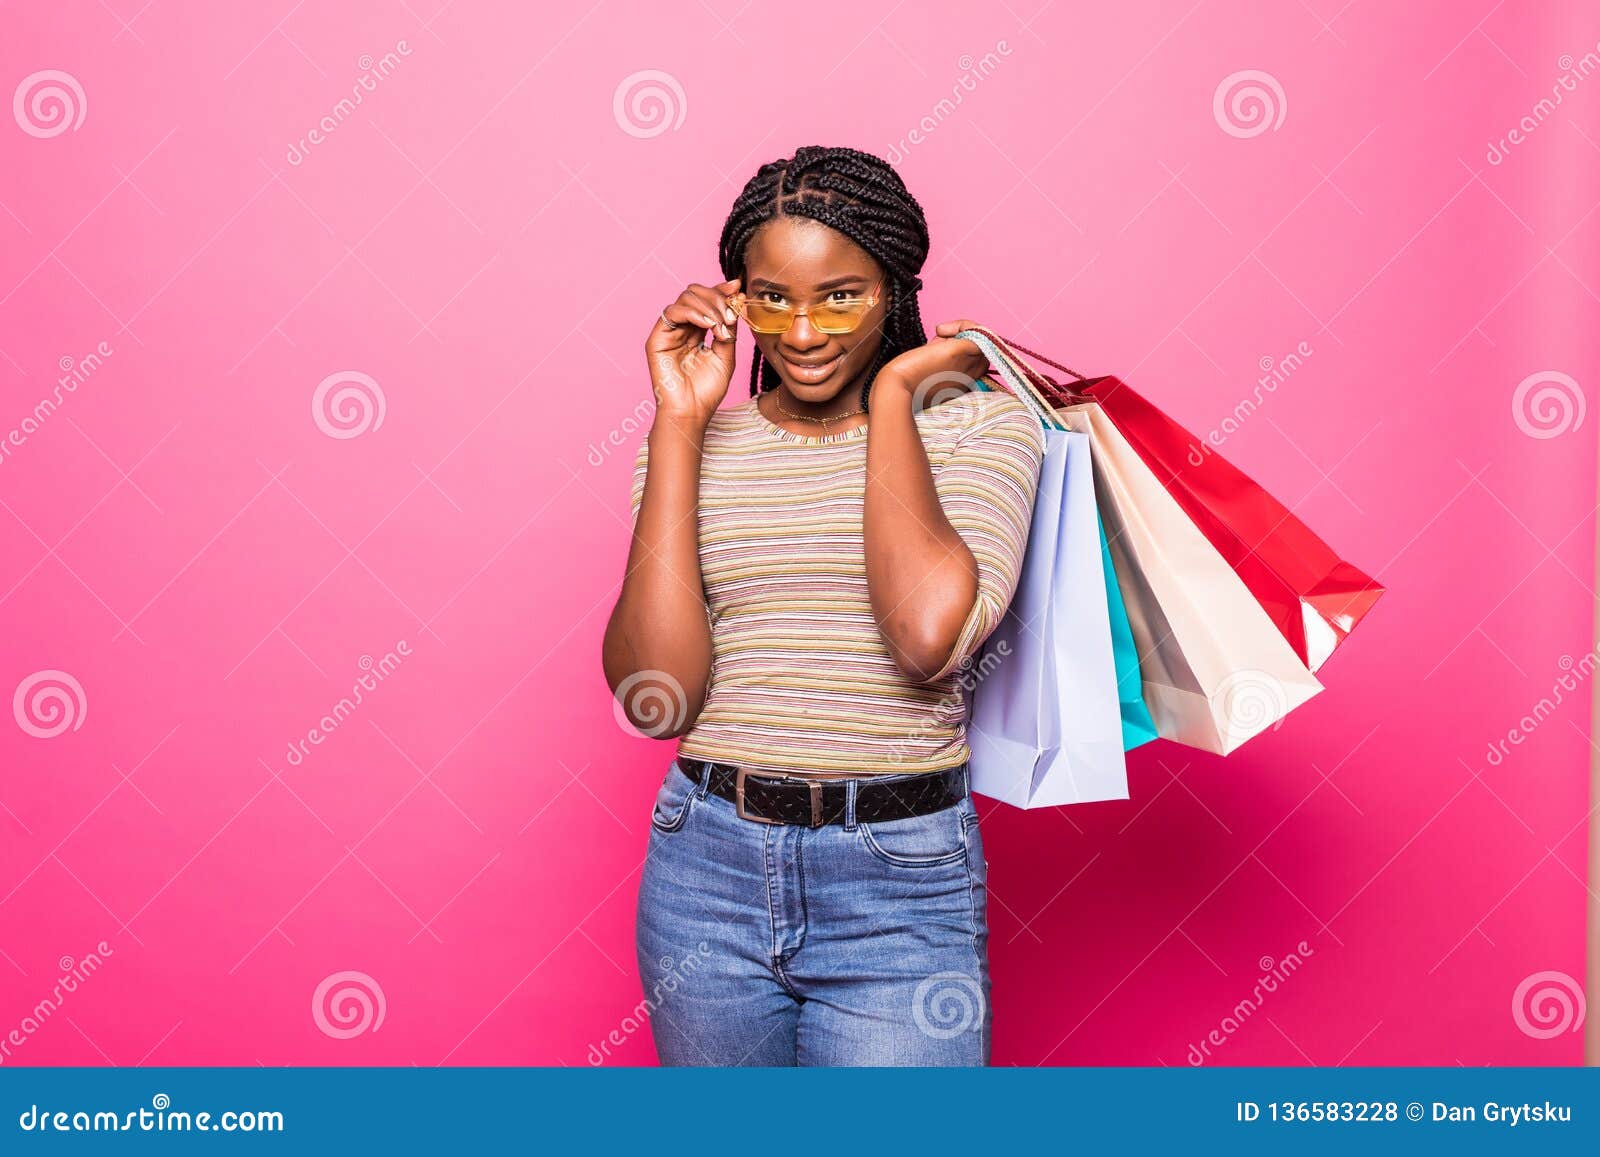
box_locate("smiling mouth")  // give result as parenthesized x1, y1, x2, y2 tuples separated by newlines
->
(780, 352, 844, 384)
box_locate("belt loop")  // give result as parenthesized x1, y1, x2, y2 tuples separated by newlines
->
(843, 778, 858, 830)
(960, 762, 972, 798)
(690, 757, 712, 799)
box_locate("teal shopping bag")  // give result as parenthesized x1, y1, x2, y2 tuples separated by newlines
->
(1098, 512, 1158, 751)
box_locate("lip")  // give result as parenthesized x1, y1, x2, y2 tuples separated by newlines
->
(780, 352, 844, 384)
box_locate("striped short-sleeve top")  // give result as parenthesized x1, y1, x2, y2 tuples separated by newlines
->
(629, 389, 1045, 777)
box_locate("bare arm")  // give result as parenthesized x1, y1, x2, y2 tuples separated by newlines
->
(864, 321, 1045, 683)
(601, 279, 741, 736)
(864, 374, 984, 683)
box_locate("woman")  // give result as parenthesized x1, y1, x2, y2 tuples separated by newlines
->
(601, 145, 1045, 1066)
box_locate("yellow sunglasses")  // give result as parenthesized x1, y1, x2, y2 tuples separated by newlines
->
(727, 280, 884, 335)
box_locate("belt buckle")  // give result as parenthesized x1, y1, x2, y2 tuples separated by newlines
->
(734, 767, 824, 826)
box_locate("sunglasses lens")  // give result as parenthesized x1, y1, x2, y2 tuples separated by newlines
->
(812, 301, 870, 333)
(740, 301, 792, 333)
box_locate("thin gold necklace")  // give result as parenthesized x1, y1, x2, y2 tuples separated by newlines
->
(771, 392, 866, 436)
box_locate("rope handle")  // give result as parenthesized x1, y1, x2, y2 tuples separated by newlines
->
(957, 326, 1093, 410)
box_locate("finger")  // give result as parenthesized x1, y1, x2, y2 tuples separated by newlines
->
(688, 284, 738, 327)
(670, 294, 721, 331)
(659, 303, 707, 331)
(935, 319, 981, 337)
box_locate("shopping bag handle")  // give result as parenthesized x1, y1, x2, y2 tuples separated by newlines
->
(960, 326, 1094, 409)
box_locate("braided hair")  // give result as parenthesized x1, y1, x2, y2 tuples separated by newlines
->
(717, 145, 930, 411)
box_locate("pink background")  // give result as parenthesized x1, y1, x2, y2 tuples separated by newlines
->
(1, 0, 1595, 1066)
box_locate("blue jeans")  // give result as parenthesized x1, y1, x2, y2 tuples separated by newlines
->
(634, 759, 992, 1066)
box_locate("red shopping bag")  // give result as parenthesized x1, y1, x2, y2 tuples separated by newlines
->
(969, 328, 1385, 673)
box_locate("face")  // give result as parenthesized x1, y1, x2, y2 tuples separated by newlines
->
(740, 216, 888, 404)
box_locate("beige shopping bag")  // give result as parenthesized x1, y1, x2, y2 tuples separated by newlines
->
(1059, 402, 1323, 754)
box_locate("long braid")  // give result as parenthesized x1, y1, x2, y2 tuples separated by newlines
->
(717, 146, 930, 411)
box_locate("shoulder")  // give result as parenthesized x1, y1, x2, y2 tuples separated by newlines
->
(920, 389, 1045, 457)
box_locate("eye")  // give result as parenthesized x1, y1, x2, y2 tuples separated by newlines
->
(828, 289, 864, 303)
(757, 291, 788, 305)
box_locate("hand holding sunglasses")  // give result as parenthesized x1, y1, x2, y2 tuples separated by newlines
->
(647, 278, 743, 427)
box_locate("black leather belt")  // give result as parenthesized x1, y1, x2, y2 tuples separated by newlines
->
(674, 757, 967, 827)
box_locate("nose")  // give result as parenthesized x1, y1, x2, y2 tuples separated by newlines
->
(779, 312, 829, 354)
